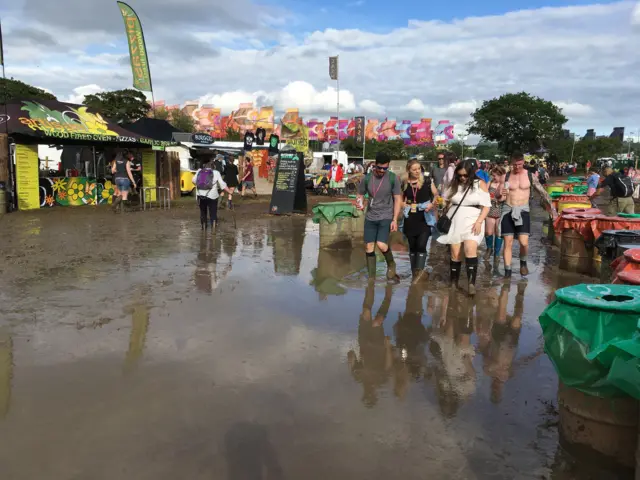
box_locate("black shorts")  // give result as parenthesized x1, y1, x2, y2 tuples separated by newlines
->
(501, 211, 530, 237)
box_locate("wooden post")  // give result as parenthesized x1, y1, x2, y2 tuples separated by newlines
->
(0, 133, 8, 185)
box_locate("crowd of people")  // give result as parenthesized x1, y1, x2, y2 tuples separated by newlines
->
(356, 151, 558, 295)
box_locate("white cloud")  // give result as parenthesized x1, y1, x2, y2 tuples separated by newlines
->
(3, 0, 639, 132)
(63, 84, 105, 104)
(553, 101, 595, 118)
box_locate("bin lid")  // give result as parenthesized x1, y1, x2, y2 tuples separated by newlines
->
(555, 284, 640, 313)
(624, 248, 640, 263)
(600, 229, 640, 238)
(562, 208, 602, 215)
(618, 271, 640, 285)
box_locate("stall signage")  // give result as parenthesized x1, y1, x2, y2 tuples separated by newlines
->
(269, 151, 307, 215)
(192, 133, 214, 145)
(15, 144, 40, 210)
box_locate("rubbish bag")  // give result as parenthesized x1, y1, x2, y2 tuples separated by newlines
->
(539, 284, 640, 399)
(312, 201, 360, 224)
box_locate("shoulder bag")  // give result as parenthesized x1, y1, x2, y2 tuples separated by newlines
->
(436, 184, 472, 234)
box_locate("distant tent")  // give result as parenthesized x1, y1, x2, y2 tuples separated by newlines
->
(121, 118, 183, 142)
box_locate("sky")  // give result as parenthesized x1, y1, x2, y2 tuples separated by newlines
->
(1, 0, 640, 139)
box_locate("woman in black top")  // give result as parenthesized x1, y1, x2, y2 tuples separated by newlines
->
(222, 157, 240, 209)
(402, 160, 439, 281)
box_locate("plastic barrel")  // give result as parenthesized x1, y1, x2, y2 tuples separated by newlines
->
(563, 208, 602, 216)
(558, 194, 592, 214)
(547, 184, 565, 195)
(319, 216, 356, 249)
(560, 229, 591, 274)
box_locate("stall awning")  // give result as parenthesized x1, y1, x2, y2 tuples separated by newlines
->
(3, 99, 171, 147)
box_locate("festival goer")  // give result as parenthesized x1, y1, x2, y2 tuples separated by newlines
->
(586, 167, 600, 207)
(193, 161, 233, 230)
(241, 157, 257, 198)
(357, 152, 403, 281)
(442, 154, 457, 191)
(402, 159, 439, 282)
(222, 157, 240, 210)
(437, 160, 491, 295)
(475, 159, 490, 183)
(111, 151, 137, 212)
(430, 154, 447, 191)
(484, 165, 506, 260)
(499, 153, 557, 278)
(330, 159, 345, 196)
(598, 167, 636, 215)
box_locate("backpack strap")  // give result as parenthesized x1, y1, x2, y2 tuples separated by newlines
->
(364, 171, 396, 194)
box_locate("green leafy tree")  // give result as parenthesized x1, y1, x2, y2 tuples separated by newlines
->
(473, 142, 502, 160)
(0, 77, 56, 103)
(169, 109, 196, 133)
(83, 89, 150, 123)
(223, 127, 242, 141)
(469, 92, 567, 155)
(153, 106, 170, 120)
(341, 137, 363, 156)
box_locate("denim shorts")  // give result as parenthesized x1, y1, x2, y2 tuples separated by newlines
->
(115, 178, 131, 192)
(243, 181, 255, 189)
(364, 218, 392, 245)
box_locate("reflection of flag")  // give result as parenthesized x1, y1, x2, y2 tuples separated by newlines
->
(329, 56, 338, 80)
(117, 2, 152, 91)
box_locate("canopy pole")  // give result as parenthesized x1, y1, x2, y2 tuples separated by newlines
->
(93, 147, 97, 207)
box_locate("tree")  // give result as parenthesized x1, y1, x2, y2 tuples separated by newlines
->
(469, 92, 567, 155)
(83, 89, 150, 124)
(0, 77, 57, 103)
(447, 141, 466, 159)
(473, 142, 501, 160)
(169, 109, 196, 133)
(153, 106, 170, 120)
(341, 137, 363, 156)
(223, 127, 242, 141)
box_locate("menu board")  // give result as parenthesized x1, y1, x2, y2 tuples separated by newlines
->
(141, 151, 157, 201)
(15, 144, 39, 210)
(269, 151, 307, 215)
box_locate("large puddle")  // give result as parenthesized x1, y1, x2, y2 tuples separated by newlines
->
(0, 208, 614, 479)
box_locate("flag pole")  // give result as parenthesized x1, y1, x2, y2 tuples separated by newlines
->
(0, 18, 12, 211)
(336, 55, 340, 151)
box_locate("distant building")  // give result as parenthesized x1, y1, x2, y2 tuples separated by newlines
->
(562, 129, 571, 139)
(584, 129, 596, 140)
(609, 127, 625, 142)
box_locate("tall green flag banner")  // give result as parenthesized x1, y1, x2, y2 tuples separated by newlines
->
(117, 2, 152, 91)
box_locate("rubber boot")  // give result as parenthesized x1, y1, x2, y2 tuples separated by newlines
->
(382, 249, 399, 282)
(409, 253, 417, 279)
(111, 196, 122, 213)
(413, 252, 427, 284)
(228, 199, 233, 210)
(200, 218, 206, 230)
(366, 252, 377, 280)
(450, 260, 462, 289)
(494, 237, 503, 257)
(520, 258, 529, 276)
(466, 257, 478, 296)
(483, 235, 494, 260)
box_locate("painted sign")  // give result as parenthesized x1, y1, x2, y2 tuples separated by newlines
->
(15, 144, 39, 210)
(142, 151, 157, 201)
(118, 2, 152, 91)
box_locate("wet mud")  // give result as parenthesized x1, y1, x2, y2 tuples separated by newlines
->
(0, 201, 624, 479)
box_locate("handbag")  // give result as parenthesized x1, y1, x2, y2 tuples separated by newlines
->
(436, 184, 472, 234)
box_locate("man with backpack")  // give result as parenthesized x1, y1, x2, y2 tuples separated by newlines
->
(598, 167, 635, 215)
(356, 152, 403, 282)
(499, 153, 557, 278)
(193, 161, 234, 230)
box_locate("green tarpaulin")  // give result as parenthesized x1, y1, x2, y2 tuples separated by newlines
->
(539, 284, 640, 399)
(312, 201, 360, 224)
(618, 213, 640, 219)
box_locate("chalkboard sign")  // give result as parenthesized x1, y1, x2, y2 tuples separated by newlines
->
(269, 151, 307, 215)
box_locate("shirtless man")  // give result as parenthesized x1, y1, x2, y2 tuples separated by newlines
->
(499, 153, 557, 277)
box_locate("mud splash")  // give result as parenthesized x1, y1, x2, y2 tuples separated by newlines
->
(0, 205, 622, 479)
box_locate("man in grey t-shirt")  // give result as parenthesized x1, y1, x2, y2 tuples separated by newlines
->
(357, 152, 403, 281)
(430, 154, 446, 191)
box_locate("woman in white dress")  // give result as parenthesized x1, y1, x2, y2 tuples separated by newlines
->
(437, 160, 491, 295)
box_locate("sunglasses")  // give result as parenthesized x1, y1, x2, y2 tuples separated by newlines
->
(457, 173, 469, 178)
(374, 165, 389, 171)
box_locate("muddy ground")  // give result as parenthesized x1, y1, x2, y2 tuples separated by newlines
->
(0, 196, 628, 480)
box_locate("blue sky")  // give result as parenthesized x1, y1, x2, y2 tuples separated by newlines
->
(1, 0, 639, 136)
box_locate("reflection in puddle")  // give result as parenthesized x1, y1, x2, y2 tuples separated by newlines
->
(0, 331, 13, 420)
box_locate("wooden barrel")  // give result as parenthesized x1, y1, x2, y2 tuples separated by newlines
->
(559, 382, 638, 468)
(560, 228, 591, 274)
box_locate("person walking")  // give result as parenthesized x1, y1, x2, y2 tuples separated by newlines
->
(402, 159, 439, 282)
(597, 167, 636, 215)
(241, 157, 258, 198)
(437, 160, 491, 295)
(484, 165, 506, 261)
(586, 167, 600, 207)
(430, 154, 447, 192)
(356, 152, 403, 282)
(499, 153, 557, 278)
(222, 157, 240, 210)
(329, 159, 345, 196)
(111, 151, 137, 213)
(442, 154, 457, 192)
(193, 161, 233, 230)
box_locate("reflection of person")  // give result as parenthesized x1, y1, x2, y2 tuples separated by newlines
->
(428, 290, 476, 418)
(347, 284, 394, 407)
(194, 235, 231, 294)
(402, 159, 439, 281)
(438, 160, 491, 295)
(356, 152, 403, 281)
(394, 285, 428, 380)
(111, 151, 137, 213)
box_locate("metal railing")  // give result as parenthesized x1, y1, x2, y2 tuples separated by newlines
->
(140, 186, 171, 211)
